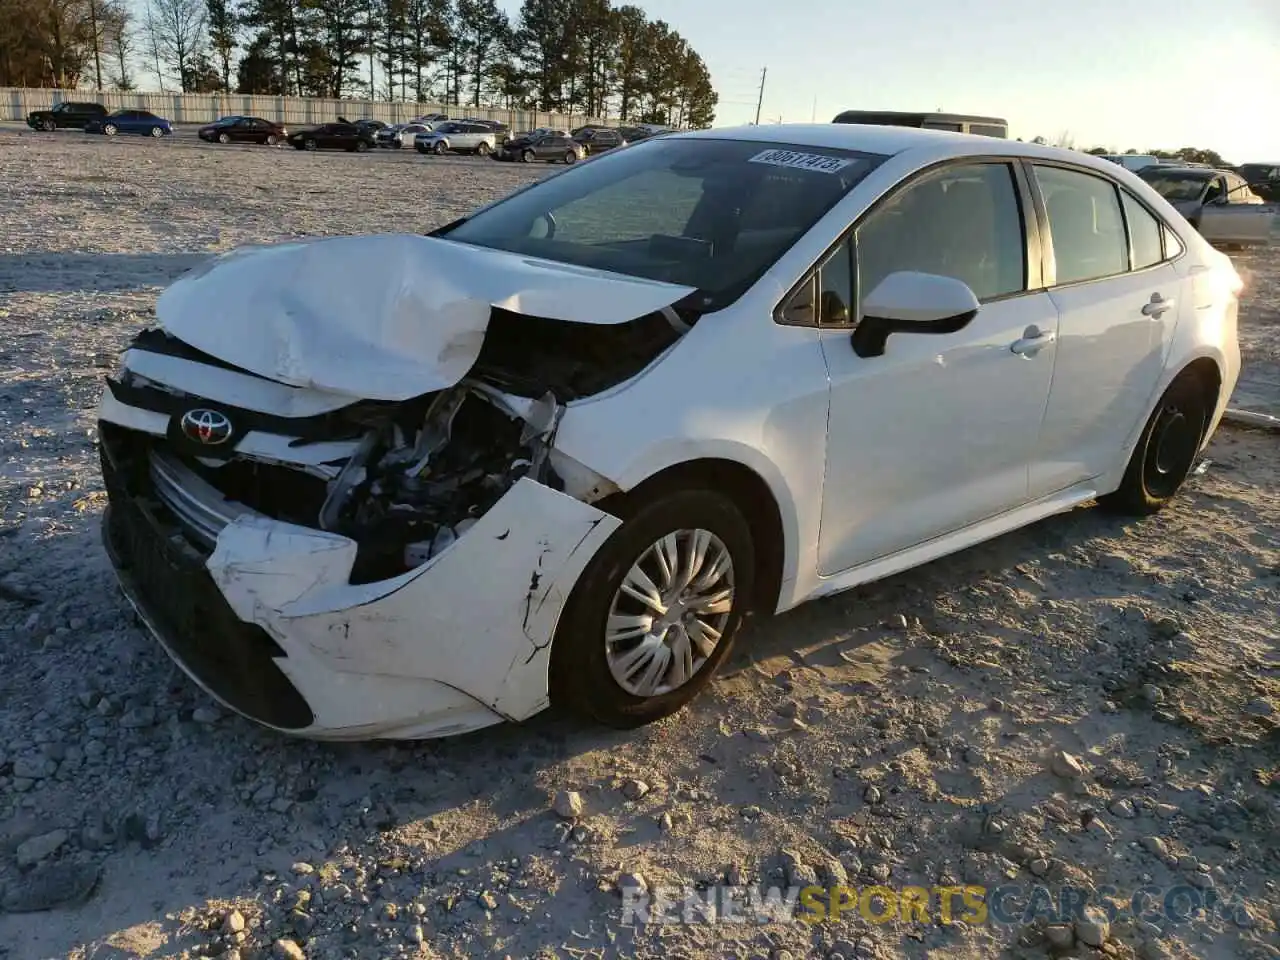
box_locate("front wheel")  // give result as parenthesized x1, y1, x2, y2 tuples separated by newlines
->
(42, 119, 56, 132)
(521, 149, 535, 163)
(433, 140, 447, 155)
(550, 489, 755, 729)
(1098, 372, 1210, 516)
(102, 123, 117, 136)
(217, 132, 230, 143)
(564, 150, 577, 164)
(150, 126, 164, 138)
(354, 140, 369, 152)
(265, 134, 278, 146)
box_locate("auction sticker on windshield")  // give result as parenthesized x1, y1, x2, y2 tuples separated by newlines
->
(748, 149, 853, 174)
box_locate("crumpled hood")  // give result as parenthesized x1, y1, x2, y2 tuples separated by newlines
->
(156, 233, 695, 400)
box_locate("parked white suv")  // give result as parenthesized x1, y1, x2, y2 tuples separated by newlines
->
(414, 121, 496, 156)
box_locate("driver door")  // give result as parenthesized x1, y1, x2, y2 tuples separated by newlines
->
(808, 160, 1060, 575)
(1200, 177, 1274, 244)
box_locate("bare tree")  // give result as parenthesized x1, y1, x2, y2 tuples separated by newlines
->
(149, 0, 208, 91)
(142, 0, 166, 90)
(102, 0, 135, 88)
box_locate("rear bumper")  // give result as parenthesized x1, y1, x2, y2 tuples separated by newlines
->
(98, 424, 621, 740)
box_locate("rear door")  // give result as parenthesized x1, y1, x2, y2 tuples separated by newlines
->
(1027, 163, 1182, 496)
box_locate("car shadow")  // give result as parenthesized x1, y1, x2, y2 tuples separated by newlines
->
(0, 251, 208, 294)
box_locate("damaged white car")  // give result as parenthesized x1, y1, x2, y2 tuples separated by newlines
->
(98, 125, 1241, 740)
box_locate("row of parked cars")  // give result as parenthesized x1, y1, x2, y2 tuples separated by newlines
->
(22, 101, 661, 166)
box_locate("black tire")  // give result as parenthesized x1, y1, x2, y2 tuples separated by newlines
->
(102, 123, 117, 137)
(521, 149, 535, 163)
(42, 119, 56, 132)
(1098, 372, 1210, 516)
(150, 126, 164, 138)
(564, 151, 577, 164)
(355, 140, 369, 152)
(549, 489, 755, 729)
(304, 138, 317, 151)
(433, 140, 447, 155)
(476, 141, 490, 156)
(217, 132, 230, 143)
(265, 134, 278, 146)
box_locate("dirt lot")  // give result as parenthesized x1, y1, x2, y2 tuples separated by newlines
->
(0, 128, 1277, 960)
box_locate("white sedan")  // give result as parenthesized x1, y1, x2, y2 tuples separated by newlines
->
(97, 124, 1242, 740)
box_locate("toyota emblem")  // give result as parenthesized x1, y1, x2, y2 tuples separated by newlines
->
(180, 408, 233, 445)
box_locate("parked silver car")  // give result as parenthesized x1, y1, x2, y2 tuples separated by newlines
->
(377, 123, 432, 148)
(414, 121, 497, 156)
(1138, 166, 1278, 248)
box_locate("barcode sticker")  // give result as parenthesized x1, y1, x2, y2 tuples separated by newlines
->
(748, 149, 853, 174)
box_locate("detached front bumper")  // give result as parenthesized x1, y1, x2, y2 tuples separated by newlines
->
(100, 429, 621, 740)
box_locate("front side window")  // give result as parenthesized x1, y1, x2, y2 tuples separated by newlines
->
(1120, 191, 1164, 269)
(442, 138, 886, 310)
(855, 162, 1026, 308)
(1034, 165, 1128, 285)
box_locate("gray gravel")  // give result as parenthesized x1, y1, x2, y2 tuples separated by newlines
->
(0, 126, 1278, 959)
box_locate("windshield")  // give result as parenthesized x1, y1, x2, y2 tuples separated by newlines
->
(1139, 171, 1212, 202)
(1238, 164, 1275, 182)
(441, 137, 886, 310)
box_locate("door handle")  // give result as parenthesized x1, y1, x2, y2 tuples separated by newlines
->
(1010, 327, 1056, 356)
(1142, 293, 1174, 318)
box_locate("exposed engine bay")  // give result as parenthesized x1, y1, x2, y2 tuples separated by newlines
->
(102, 316, 674, 585)
(316, 383, 566, 582)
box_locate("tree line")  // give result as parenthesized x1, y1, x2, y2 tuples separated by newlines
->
(0, 0, 718, 127)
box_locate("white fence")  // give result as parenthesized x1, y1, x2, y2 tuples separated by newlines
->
(1, 87, 603, 130)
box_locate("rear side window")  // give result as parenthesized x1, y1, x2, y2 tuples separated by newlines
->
(1034, 166, 1128, 284)
(1120, 191, 1163, 270)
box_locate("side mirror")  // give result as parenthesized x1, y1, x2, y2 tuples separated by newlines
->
(851, 271, 980, 359)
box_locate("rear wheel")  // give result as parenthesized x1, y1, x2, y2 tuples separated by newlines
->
(1099, 372, 1211, 516)
(42, 118, 56, 132)
(476, 141, 490, 156)
(564, 150, 577, 164)
(217, 132, 230, 143)
(550, 489, 755, 728)
(102, 123, 117, 136)
(304, 138, 317, 151)
(354, 140, 369, 152)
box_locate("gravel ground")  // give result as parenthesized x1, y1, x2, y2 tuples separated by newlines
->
(0, 127, 1277, 960)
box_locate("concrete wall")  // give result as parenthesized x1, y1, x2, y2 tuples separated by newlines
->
(2, 88, 603, 130)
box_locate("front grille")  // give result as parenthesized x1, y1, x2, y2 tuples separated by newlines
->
(149, 449, 253, 549)
(100, 428, 315, 730)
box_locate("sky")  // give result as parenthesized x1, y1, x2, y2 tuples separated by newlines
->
(501, 0, 1279, 163)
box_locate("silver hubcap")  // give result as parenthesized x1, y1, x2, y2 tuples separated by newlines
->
(605, 529, 734, 697)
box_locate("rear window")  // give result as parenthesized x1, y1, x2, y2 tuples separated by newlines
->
(442, 137, 886, 309)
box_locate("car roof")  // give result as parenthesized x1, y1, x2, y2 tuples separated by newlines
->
(1140, 166, 1219, 178)
(670, 123, 1148, 172)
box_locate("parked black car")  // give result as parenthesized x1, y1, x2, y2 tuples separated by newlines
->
(1238, 162, 1280, 203)
(495, 133, 584, 164)
(27, 101, 108, 131)
(288, 123, 377, 152)
(198, 116, 288, 145)
(573, 127, 626, 155)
